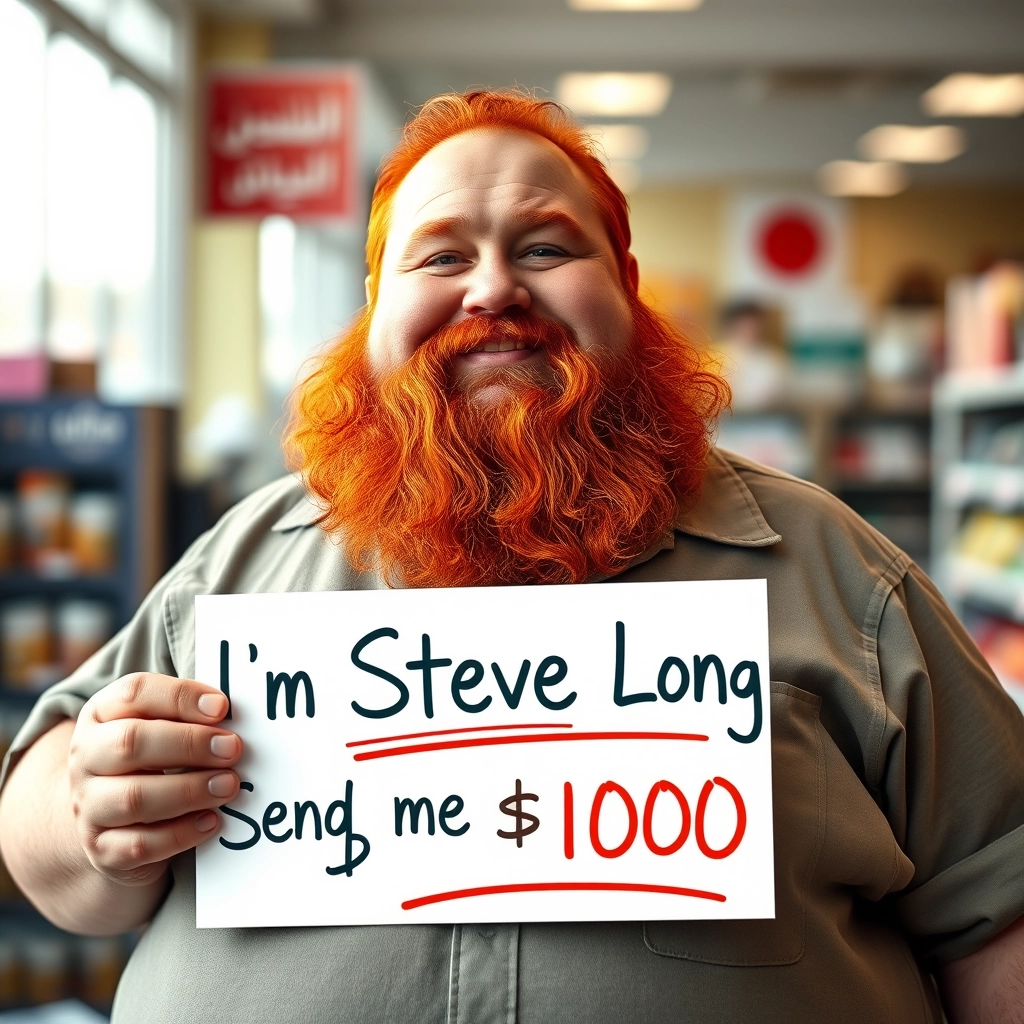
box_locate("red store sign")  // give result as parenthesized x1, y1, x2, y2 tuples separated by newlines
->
(205, 67, 360, 221)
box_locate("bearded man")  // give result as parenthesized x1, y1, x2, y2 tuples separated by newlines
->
(2, 91, 1023, 1024)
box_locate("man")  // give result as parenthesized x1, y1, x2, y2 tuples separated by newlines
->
(2, 91, 1023, 1023)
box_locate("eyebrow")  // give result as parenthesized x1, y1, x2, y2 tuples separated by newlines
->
(399, 209, 592, 260)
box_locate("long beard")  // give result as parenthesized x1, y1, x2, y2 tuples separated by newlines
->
(285, 301, 728, 587)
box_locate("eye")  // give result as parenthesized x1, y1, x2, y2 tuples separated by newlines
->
(521, 245, 568, 260)
(424, 253, 466, 267)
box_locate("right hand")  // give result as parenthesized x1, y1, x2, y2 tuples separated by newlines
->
(68, 673, 243, 887)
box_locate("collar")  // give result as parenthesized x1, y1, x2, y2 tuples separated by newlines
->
(271, 483, 326, 532)
(270, 448, 782, 549)
(671, 447, 782, 549)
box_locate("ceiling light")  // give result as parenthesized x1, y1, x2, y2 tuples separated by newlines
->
(817, 160, 908, 198)
(858, 124, 966, 163)
(568, 0, 702, 10)
(606, 160, 641, 193)
(584, 124, 650, 161)
(557, 73, 672, 117)
(922, 74, 1024, 117)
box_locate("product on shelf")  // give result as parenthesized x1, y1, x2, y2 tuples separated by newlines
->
(0, 600, 59, 692)
(16, 470, 73, 576)
(867, 306, 942, 405)
(69, 492, 119, 575)
(946, 262, 1024, 373)
(716, 415, 813, 479)
(834, 423, 929, 482)
(4, 475, 120, 579)
(956, 510, 1024, 568)
(0, 938, 19, 1009)
(56, 600, 114, 676)
(0, 493, 13, 570)
(975, 617, 1024, 691)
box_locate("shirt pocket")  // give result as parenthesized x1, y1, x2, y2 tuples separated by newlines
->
(643, 681, 825, 966)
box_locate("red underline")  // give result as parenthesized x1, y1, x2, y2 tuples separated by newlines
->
(352, 731, 708, 761)
(402, 881, 726, 910)
(346, 722, 573, 748)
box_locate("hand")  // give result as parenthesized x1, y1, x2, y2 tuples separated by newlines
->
(68, 674, 242, 887)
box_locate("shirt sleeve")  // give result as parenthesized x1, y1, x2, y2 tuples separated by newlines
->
(0, 532, 208, 792)
(877, 562, 1024, 964)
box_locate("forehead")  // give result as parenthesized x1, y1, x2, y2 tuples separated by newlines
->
(385, 128, 605, 246)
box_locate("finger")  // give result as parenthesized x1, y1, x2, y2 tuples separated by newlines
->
(83, 719, 241, 775)
(80, 770, 240, 828)
(87, 674, 229, 726)
(88, 810, 224, 874)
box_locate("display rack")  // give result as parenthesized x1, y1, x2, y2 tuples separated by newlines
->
(0, 397, 170, 1013)
(932, 365, 1024, 625)
(720, 396, 932, 565)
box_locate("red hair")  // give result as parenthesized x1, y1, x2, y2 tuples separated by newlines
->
(365, 90, 636, 304)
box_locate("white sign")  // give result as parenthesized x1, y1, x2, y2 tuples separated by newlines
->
(194, 579, 773, 928)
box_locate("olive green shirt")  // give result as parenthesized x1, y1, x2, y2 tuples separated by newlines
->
(6, 449, 1024, 1023)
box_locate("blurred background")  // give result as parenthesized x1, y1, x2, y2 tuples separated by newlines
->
(0, 0, 1023, 1016)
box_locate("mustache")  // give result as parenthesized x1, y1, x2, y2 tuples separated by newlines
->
(419, 311, 576, 361)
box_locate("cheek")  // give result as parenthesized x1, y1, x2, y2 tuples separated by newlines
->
(537, 265, 632, 353)
(367, 278, 462, 373)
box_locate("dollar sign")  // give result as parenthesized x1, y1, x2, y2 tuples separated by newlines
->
(497, 779, 540, 848)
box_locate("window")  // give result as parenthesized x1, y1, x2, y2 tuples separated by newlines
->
(0, 0, 184, 403)
(0, 0, 46, 357)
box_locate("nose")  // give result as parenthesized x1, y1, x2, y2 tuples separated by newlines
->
(462, 255, 531, 317)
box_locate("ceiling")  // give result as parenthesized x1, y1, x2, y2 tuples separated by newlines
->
(258, 0, 1024, 187)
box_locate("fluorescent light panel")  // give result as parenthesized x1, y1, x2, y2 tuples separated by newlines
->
(858, 124, 966, 163)
(557, 73, 672, 116)
(923, 74, 1024, 117)
(818, 160, 908, 198)
(569, 0, 702, 10)
(585, 124, 650, 160)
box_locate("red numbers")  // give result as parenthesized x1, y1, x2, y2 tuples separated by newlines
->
(564, 777, 745, 861)
(643, 781, 690, 856)
(695, 777, 746, 859)
(589, 782, 639, 858)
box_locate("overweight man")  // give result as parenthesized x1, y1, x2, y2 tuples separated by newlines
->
(2, 91, 1024, 1023)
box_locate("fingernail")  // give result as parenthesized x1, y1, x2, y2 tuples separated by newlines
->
(210, 734, 238, 758)
(197, 811, 219, 832)
(198, 693, 227, 718)
(208, 772, 236, 798)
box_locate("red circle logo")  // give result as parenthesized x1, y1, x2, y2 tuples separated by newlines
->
(757, 209, 823, 277)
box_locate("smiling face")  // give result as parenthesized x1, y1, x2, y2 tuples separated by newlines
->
(366, 128, 638, 396)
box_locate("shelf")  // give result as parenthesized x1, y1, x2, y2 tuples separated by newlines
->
(0, 571, 122, 598)
(0, 688, 47, 705)
(945, 557, 1024, 623)
(942, 462, 1024, 512)
(835, 477, 931, 494)
(935, 365, 1024, 412)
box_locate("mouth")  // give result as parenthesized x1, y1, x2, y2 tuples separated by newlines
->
(464, 339, 537, 355)
(459, 338, 541, 367)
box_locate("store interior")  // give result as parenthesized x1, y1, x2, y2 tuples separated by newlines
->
(0, 0, 1023, 1016)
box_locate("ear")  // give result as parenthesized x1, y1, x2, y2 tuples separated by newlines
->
(625, 253, 640, 293)
(364, 275, 373, 305)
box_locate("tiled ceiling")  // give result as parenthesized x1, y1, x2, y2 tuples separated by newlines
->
(260, 0, 1024, 185)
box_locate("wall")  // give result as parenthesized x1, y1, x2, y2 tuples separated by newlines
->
(182, 21, 270, 481)
(849, 187, 1024, 309)
(627, 182, 1024, 321)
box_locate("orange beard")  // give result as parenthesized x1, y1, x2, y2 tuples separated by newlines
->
(286, 303, 728, 587)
